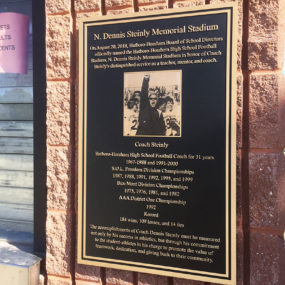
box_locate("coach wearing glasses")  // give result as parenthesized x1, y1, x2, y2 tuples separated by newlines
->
(136, 74, 166, 136)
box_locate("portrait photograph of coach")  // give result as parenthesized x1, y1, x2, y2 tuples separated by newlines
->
(123, 70, 182, 137)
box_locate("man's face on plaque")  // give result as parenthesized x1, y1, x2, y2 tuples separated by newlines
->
(148, 91, 157, 108)
(149, 92, 158, 108)
(166, 101, 174, 112)
(160, 103, 167, 113)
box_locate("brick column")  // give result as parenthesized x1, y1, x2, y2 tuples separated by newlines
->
(247, 1, 285, 285)
(46, 1, 74, 284)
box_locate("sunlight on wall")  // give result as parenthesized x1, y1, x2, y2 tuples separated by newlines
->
(283, 48, 285, 75)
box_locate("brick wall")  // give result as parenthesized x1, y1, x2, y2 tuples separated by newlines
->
(45, 0, 285, 284)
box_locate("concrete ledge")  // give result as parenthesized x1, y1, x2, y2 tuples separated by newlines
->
(0, 241, 41, 285)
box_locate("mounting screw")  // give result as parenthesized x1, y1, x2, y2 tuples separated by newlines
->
(283, 148, 285, 157)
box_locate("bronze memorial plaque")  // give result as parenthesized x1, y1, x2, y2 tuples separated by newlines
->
(78, 4, 237, 284)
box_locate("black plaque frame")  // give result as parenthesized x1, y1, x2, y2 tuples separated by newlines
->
(78, 4, 237, 284)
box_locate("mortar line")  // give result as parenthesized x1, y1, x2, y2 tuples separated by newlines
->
(101, 0, 107, 15)
(133, 0, 139, 12)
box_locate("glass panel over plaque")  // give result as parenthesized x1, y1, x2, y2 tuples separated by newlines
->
(78, 4, 237, 285)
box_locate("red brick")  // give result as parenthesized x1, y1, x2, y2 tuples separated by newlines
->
(173, 278, 203, 285)
(47, 147, 72, 210)
(236, 74, 243, 149)
(46, 211, 72, 277)
(280, 77, 285, 147)
(106, 268, 134, 285)
(237, 40, 242, 71)
(74, 0, 101, 12)
(46, 15, 71, 79)
(47, 81, 71, 146)
(76, 279, 102, 285)
(249, 0, 279, 40)
(280, 3, 285, 70)
(249, 153, 280, 228)
(47, 276, 73, 285)
(106, 8, 134, 15)
(105, 0, 133, 10)
(248, 0, 284, 71)
(236, 151, 242, 227)
(138, 273, 168, 285)
(249, 73, 280, 148)
(248, 41, 279, 71)
(76, 10, 102, 19)
(138, 4, 168, 11)
(277, 153, 285, 226)
(236, 229, 244, 285)
(137, 0, 167, 5)
(173, 0, 204, 8)
(250, 232, 284, 285)
(75, 263, 102, 283)
(173, 0, 205, 8)
(46, 0, 71, 14)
